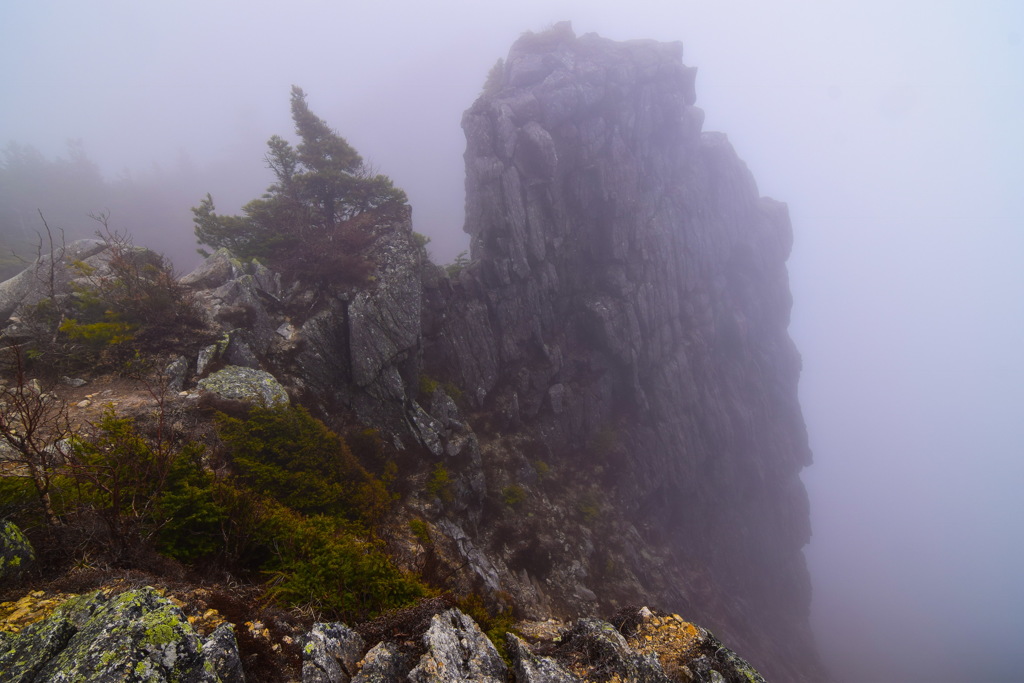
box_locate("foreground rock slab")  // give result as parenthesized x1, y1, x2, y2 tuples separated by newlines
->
(0, 586, 242, 682)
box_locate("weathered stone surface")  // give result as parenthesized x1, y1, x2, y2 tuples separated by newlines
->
(419, 22, 824, 682)
(407, 608, 507, 682)
(558, 618, 673, 683)
(197, 365, 289, 407)
(0, 587, 224, 681)
(203, 622, 247, 683)
(296, 208, 425, 435)
(302, 622, 365, 683)
(622, 606, 767, 683)
(165, 355, 189, 393)
(0, 520, 34, 583)
(507, 632, 582, 682)
(0, 239, 107, 321)
(349, 641, 408, 683)
(180, 248, 244, 290)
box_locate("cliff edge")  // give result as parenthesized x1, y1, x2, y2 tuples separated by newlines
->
(423, 23, 823, 681)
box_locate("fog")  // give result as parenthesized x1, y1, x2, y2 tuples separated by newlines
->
(3, 1, 1022, 680)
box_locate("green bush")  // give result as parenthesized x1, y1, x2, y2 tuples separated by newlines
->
(425, 463, 453, 503)
(408, 518, 431, 545)
(501, 484, 526, 508)
(215, 405, 390, 521)
(260, 504, 426, 621)
(68, 409, 177, 540)
(154, 448, 228, 563)
(576, 490, 602, 523)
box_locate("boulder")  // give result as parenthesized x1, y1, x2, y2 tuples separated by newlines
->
(302, 622, 366, 683)
(349, 641, 408, 683)
(0, 239, 107, 321)
(203, 622, 247, 682)
(407, 608, 507, 682)
(0, 587, 231, 681)
(180, 248, 244, 290)
(507, 632, 582, 682)
(197, 365, 289, 407)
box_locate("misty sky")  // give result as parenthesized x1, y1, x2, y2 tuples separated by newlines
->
(3, 2, 1023, 681)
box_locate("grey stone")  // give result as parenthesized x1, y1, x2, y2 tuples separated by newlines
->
(203, 622, 247, 682)
(350, 641, 408, 683)
(0, 587, 223, 681)
(196, 342, 221, 377)
(0, 239, 106, 321)
(180, 247, 243, 289)
(560, 618, 672, 683)
(507, 632, 582, 682)
(408, 608, 507, 682)
(302, 622, 365, 683)
(197, 365, 289, 407)
(165, 355, 189, 393)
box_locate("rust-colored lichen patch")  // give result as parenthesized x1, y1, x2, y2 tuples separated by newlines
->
(626, 608, 706, 681)
(0, 590, 75, 633)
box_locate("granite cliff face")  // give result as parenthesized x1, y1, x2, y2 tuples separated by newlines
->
(418, 23, 821, 681)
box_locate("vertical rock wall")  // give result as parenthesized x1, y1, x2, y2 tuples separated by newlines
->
(424, 23, 824, 681)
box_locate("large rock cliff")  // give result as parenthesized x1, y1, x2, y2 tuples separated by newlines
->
(420, 23, 822, 681)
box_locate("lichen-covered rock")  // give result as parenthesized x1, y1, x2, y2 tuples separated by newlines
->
(302, 622, 365, 683)
(407, 608, 507, 682)
(180, 248, 245, 290)
(557, 618, 673, 683)
(622, 607, 766, 683)
(197, 365, 289, 407)
(507, 632, 582, 682)
(349, 641, 408, 683)
(165, 355, 189, 393)
(0, 586, 227, 681)
(0, 520, 34, 583)
(203, 622, 246, 683)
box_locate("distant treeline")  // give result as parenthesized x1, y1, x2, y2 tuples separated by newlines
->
(0, 141, 268, 281)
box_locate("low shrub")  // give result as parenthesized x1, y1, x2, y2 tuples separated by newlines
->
(260, 505, 427, 621)
(425, 463, 453, 503)
(215, 405, 390, 522)
(501, 484, 526, 508)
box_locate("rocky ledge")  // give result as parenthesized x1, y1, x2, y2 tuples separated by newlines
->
(0, 583, 763, 682)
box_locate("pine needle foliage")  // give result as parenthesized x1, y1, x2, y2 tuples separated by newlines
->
(214, 404, 390, 522)
(193, 86, 407, 285)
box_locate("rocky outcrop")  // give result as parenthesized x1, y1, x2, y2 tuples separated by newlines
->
(198, 365, 290, 407)
(408, 609, 507, 682)
(0, 239, 107, 323)
(421, 22, 822, 682)
(0, 587, 240, 681)
(302, 622, 365, 683)
(177, 207, 426, 438)
(2, 591, 755, 683)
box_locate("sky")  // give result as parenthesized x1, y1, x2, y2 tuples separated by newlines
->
(3, 1, 1023, 681)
